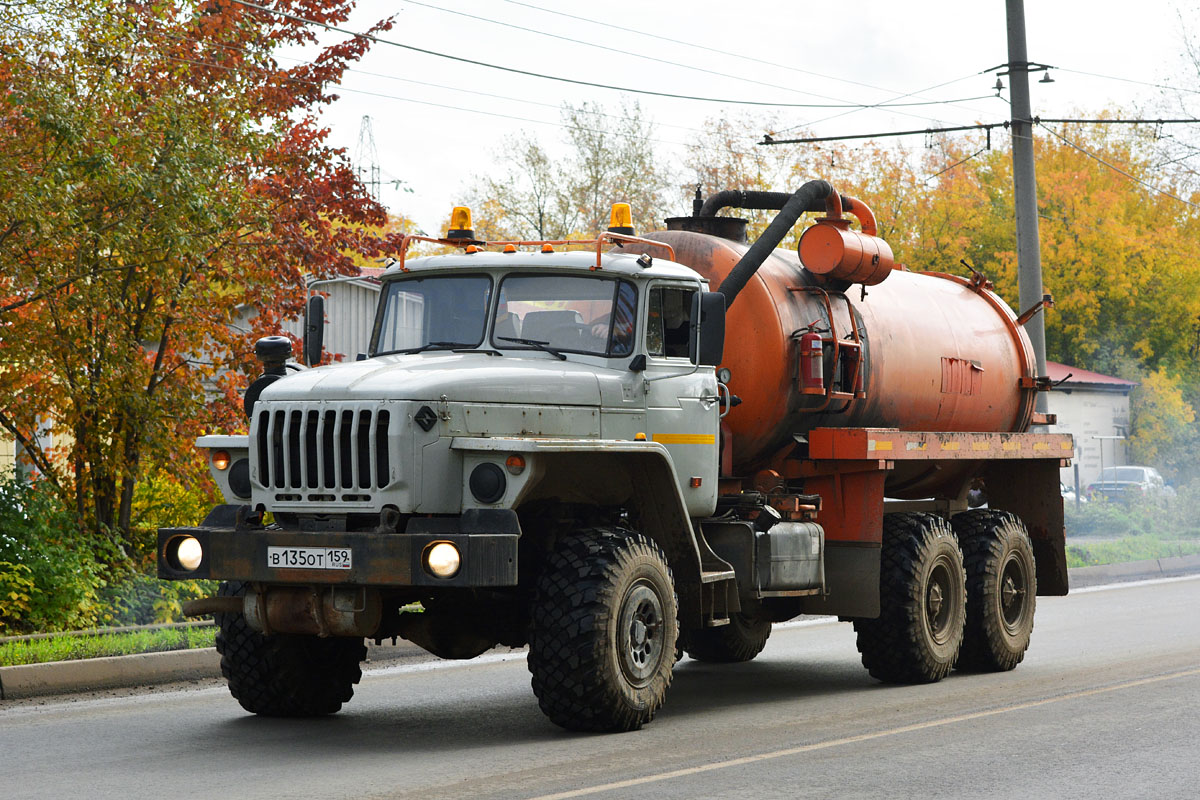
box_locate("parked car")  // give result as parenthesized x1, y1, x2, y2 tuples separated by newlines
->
(1085, 466, 1173, 502)
(1060, 482, 1087, 504)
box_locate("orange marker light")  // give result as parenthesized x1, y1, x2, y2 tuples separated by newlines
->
(541, 244, 555, 253)
(503, 244, 517, 253)
(690, 477, 703, 488)
(634, 432, 647, 441)
(505, 454, 526, 475)
(211, 450, 231, 471)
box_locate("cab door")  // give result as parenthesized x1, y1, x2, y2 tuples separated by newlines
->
(642, 283, 719, 517)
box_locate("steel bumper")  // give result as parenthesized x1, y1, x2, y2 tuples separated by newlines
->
(158, 517, 519, 588)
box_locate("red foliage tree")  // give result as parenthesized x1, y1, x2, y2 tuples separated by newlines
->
(0, 0, 402, 543)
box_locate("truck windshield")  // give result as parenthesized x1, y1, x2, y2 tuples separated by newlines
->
(373, 275, 492, 355)
(493, 274, 636, 357)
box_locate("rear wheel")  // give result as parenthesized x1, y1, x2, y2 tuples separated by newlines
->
(952, 510, 1036, 671)
(684, 610, 771, 663)
(214, 581, 366, 716)
(528, 528, 678, 732)
(853, 513, 966, 683)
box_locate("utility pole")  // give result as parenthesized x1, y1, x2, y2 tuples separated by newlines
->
(1005, 0, 1049, 413)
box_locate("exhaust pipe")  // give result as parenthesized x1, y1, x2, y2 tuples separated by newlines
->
(183, 587, 383, 637)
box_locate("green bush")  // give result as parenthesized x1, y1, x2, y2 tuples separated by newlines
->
(0, 477, 106, 634)
(100, 567, 217, 626)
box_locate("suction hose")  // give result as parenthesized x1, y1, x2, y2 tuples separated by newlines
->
(716, 180, 836, 309)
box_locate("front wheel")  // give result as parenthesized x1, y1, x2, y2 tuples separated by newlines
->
(952, 510, 1037, 671)
(853, 513, 966, 683)
(214, 581, 366, 716)
(528, 528, 678, 732)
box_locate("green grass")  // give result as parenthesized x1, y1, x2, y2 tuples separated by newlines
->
(1065, 537, 1200, 568)
(0, 625, 216, 667)
(1064, 488, 1200, 568)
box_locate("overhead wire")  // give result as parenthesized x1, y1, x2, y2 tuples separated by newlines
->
(1037, 121, 1200, 210)
(230, 0, 996, 113)
(923, 148, 987, 183)
(496, 0, 997, 111)
(7, 4, 720, 138)
(1055, 67, 1200, 96)
(401, 0, 995, 112)
(0, 16, 768, 160)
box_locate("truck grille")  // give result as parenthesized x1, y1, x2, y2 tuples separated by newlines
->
(255, 404, 392, 492)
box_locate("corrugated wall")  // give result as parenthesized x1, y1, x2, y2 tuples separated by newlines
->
(281, 281, 381, 363)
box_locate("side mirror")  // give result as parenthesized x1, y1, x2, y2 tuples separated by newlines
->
(689, 291, 726, 367)
(303, 294, 325, 367)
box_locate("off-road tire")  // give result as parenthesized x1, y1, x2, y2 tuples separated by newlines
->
(952, 510, 1036, 672)
(214, 581, 367, 716)
(684, 612, 771, 663)
(853, 513, 966, 683)
(528, 528, 678, 732)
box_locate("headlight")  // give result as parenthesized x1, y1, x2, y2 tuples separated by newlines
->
(424, 542, 461, 578)
(175, 536, 204, 572)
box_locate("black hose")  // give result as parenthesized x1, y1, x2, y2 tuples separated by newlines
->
(716, 180, 835, 308)
(699, 190, 791, 217)
(700, 188, 856, 218)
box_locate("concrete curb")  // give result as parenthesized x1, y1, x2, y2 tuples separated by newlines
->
(4, 556, 1199, 701)
(1066, 553, 1200, 588)
(1, 647, 221, 700)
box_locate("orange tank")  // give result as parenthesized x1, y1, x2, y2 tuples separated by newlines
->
(648, 227, 1038, 498)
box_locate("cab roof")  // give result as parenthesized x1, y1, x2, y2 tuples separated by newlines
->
(381, 248, 705, 283)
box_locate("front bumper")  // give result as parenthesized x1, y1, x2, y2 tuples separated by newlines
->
(158, 510, 519, 588)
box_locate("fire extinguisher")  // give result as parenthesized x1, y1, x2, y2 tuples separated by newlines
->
(798, 321, 825, 395)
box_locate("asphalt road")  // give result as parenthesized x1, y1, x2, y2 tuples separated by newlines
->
(2, 576, 1198, 800)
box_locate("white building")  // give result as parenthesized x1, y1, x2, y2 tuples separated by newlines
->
(1045, 361, 1137, 489)
(279, 267, 383, 363)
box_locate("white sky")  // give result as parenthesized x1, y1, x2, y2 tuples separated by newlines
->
(279, 0, 1197, 236)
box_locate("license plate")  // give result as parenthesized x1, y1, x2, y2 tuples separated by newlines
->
(266, 546, 353, 570)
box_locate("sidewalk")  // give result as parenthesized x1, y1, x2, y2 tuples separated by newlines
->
(4, 554, 1199, 701)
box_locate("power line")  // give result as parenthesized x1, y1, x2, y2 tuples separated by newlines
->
(230, 0, 994, 111)
(762, 122, 1009, 145)
(1056, 67, 1200, 96)
(403, 0, 994, 112)
(771, 72, 1006, 136)
(762, 117, 1200, 146)
(1037, 122, 1200, 210)
(10, 5, 722, 139)
(497, 0, 987, 107)
(924, 148, 987, 183)
(0, 18, 770, 162)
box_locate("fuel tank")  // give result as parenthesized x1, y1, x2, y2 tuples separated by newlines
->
(647, 228, 1037, 497)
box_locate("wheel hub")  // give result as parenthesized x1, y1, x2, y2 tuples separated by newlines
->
(618, 581, 664, 687)
(925, 556, 961, 646)
(1000, 554, 1028, 630)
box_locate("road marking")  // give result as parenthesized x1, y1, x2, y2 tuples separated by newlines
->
(525, 666, 1200, 800)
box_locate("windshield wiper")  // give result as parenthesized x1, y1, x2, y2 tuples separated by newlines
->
(394, 340, 475, 354)
(496, 336, 567, 361)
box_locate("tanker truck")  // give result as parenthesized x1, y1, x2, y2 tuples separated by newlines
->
(159, 180, 1072, 733)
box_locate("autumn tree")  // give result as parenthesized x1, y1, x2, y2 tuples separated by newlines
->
(467, 100, 674, 240)
(0, 0, 398, 546)
(691, 115, 1200, 479)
